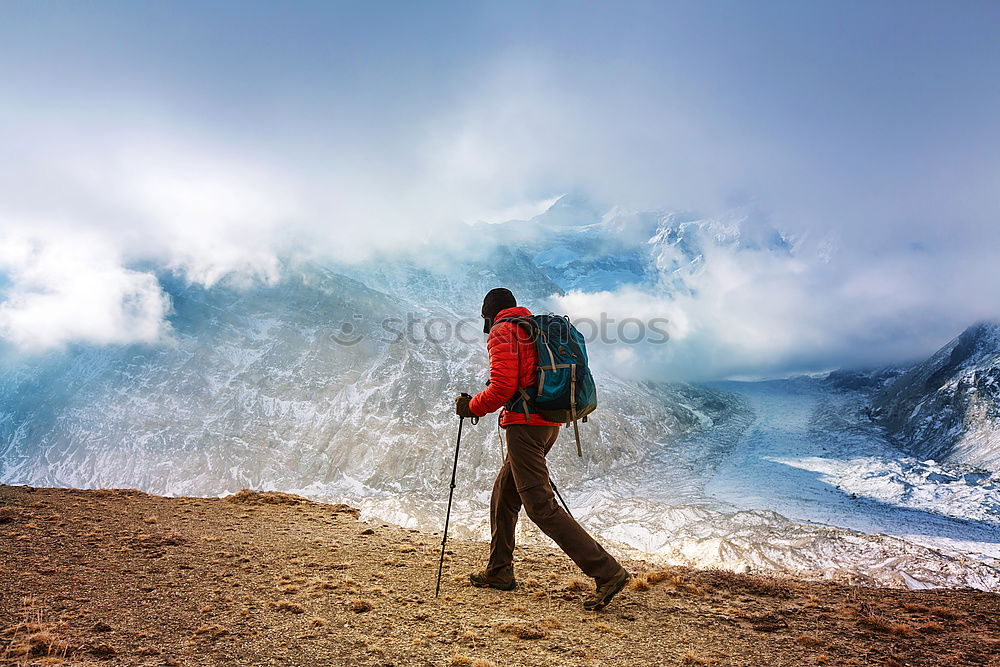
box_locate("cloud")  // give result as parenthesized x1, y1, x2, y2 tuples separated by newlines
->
(551, 211, 1000, 381)
(0, 225, 171, 353)
(0, 3, 997, 365)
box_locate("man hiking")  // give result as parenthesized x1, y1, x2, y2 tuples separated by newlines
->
(454, 288, 631, 611)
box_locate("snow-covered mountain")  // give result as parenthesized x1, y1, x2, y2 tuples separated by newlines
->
(873, 322, 1000, 471)
(0, 206, 738, 497)
(2, 195, 999, 590)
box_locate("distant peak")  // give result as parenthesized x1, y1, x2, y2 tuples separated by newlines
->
(960, 321, 1000, 343)
(532, 192, 606, 227)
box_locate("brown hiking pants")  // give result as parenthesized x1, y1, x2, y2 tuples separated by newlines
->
(486, 424, 622, 584)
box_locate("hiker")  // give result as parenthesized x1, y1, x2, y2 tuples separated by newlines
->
(454, 288, 631, 611)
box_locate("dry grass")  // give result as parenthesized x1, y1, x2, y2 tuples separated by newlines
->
(496, 621, 546, 640)
(628, 574, 651, 592)
(268, 601, 305, 614)
(857, 610, 911, 636)
(448, 657, 495, 667)
(929, 606, 960, 620)
(224, 489, 309, 505)
(540, 616, 561, 630)
(1, 600, 70, 663)
(917, 621, 945, 634)
(193, 625, 228, 638)
(349, 599, 372, 613)
(92, 487, 145, 498)
(681, 652, 718, 665)
(703, 569, 794, 598)
(644, 568, 673, 584)
(796, 634, 824, 647)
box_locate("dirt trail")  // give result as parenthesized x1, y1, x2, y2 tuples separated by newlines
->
(1, 485, 998, 666)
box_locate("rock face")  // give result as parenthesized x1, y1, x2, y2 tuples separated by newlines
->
(873, 322, 1000, 471)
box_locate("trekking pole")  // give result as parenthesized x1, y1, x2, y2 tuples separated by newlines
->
(436, 393, 477, 597)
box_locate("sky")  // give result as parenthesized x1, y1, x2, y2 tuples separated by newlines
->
(1, 1, 999, 376)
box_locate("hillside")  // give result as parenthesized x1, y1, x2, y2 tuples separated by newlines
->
(2, 485, 998, 666)
(874, 322, 1000, 471)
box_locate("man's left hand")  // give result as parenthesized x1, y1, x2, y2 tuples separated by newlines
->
(455, 394, 478, 418)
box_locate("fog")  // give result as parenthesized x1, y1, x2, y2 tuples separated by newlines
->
(1, 1, 998, 377)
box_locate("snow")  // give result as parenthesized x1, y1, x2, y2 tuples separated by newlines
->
(2, 204, 999, 591)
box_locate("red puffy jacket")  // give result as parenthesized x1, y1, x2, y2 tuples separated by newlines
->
(468, 306, 560, 427)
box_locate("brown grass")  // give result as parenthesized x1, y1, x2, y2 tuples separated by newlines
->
(858, 612, 911, 636)
(1, 601, 70, 663)
(224, 489, 309, 505)
(193, 625, 228, 638)
(628, 574, 651, 592)
(540, 616, 561, 630)
(917, 621, 945, 634)
(92, 487, 145, 498)
(644, 568, 673, 584)
(449, 658, 495, 667)
(268, 601, 305, 614)
(496, 621, 546, 640)
(703, 569, 794, 598)
(929, 606, 960, 620)
(349, 599, 372, 613)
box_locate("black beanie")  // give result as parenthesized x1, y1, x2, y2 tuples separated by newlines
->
(482, 288, 517, 333)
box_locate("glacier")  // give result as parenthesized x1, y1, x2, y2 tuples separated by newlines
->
(1, 196, 998, 591)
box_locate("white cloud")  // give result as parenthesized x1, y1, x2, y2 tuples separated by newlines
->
(0, 32, 997, 366)
(0, 226, 172, 353)
(551, 213, 1000, 382)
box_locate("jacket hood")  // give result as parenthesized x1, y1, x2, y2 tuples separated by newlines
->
(484, 305, 533, 334)
(495, 306, 532, 320)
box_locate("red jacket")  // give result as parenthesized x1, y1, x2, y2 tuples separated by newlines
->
(469, 306, 560, 427)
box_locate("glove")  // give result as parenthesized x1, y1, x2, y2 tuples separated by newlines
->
(455, 394, 478, 418)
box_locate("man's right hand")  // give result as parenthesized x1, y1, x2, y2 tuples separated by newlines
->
(455, 394, 478, 418)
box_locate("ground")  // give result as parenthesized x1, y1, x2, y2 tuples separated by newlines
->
(1, 485, 998, 666)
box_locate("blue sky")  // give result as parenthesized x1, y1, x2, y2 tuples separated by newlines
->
(1, 1, 999, 372)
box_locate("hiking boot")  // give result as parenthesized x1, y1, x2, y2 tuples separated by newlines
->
(583, 568, 630, 611)
(469, 565, 516, 591)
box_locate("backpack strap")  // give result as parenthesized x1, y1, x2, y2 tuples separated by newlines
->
(516, 387, 532, 420)
(494, 317, 537, 423)
(570, 363, 582, 458)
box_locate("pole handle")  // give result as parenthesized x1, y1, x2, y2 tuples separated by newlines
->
(460, 392, 479, 425)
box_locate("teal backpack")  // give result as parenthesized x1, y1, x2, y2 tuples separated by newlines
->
(496, 314, 597, 457)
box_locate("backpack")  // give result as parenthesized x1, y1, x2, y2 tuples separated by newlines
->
(495, 313, 597, 457)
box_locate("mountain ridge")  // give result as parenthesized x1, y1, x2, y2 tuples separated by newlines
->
(873, 321, 1000, 471)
